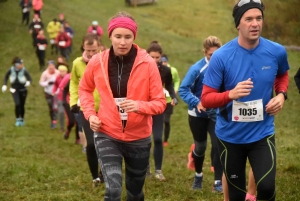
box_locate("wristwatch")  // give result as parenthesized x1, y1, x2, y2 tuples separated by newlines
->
(277, 92, 288, 100)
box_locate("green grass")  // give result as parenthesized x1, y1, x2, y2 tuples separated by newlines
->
(0, 0, 300, 200)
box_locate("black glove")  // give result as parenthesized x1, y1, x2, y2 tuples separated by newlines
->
(48, 81, 54, 85)
(70, 104, 80, 113)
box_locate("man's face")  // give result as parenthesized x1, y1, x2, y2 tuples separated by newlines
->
(204, 46, 219, 61)
(238, 8, 263, 45)
(110, 28, 134, 57)
(83, 40, 100, 59)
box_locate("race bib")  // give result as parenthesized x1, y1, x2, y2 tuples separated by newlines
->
(92, 30, 97, 34)
(58, 41, 66, 46)
(114, 98, 127, 120)
(232, 99, 264, 122)
(163, 88, 170, 97)
(38, 45, 45, 50)
(23, 8, 28, 13)
(34, 24, 41, 29)
(50, 39, 55, 44)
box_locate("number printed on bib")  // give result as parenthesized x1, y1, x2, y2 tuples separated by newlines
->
(232, 99, 264, 122)
(114, 98, 127, 120)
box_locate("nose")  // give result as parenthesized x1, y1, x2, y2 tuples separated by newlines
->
(251, 19, 259, 26)
(120, 38, 126, 45)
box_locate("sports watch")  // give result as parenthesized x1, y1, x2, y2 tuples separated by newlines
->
(277, 92, 288, 100)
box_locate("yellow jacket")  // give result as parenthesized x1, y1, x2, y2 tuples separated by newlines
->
(46, 21, 61, 39)
(70, 56, 100, 111)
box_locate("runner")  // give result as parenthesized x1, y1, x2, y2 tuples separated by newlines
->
(39, 60, 59, 129)
(2, 57, 32, 126)
(32, 0, 43, 17)
(69, 33, 101, 187)
(78, 11, 166, 200)
(46, 19, 61, 55)
(87, 21, 103, 38)
(20, 0, 31, 25)
(160, 54, 180, 147)
(28, 14, 43, 48)
(178, 36, 223, 191)
(294, 68, 300, 93)
(55, 27, 71, 61)
(201, 1, 289, 200)
(34, 30, 48, 70)
(147, 41, 178, 181)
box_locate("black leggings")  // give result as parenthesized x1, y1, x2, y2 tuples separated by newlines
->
(152, 114, 164, 170)
(94, 136, 151, 201)
(44, 93, 56, 121)
(80, 111, 99, 180)
(163, 103, 173, 142)
(12, 89, 27, 119)
(218, 135, 276, 201)
(188, 115, 222, 180)
(36, 50, 46, 70)
(22, 11, 30, 25)
(63, 103, 79, 140)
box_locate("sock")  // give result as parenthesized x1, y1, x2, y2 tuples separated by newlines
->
(195, 172, 203, 177)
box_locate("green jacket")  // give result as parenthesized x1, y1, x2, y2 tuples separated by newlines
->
(166, 64, 180, 103)
(69, 56, 100, 111)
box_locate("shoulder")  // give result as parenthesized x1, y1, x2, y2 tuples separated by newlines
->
(260, 37, 286, 55)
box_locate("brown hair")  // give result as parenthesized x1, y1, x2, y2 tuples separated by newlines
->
(203, 36, 222, 52)
(109, 11, 136, 22)
(147, 41, 163, 54)
(80, 33, 100, 52)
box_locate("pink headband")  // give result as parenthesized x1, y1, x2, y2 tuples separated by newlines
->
(108, 17, 137, 39)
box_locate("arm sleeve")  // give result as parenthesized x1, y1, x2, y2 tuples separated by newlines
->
(165, 68, 176, 99)
(39, 71, 48, 87)
(97, 27, 103, 36)
(294, 68, 300, 93)
(78, 60, 97, 120)
(172, 67, 181, 92)
(274, 71, 289, 94)
(136, 60, 167, 115)
(69, 62, 79, 107)
(178, 66, 200, 108)
(201, 85, 231, 108)
(24, 69, 32, 82)
(3, 69, 11, 85)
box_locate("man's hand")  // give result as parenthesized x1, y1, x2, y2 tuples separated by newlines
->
(265, 94, 285, 116)
(89, 115, 101, 132)
(171, 98, 178, 106)
(229, 78, 253, 100)
(197, 102, 206, 113)
(70, 104, 80, 113)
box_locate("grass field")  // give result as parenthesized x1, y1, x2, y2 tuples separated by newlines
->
(0, 0, 300, 200)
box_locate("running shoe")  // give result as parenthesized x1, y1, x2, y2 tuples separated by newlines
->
(92, 178, 101, 187)
(245, 193, 256, 201)
(163, 142, 168, 147)
(187, 144, 196, 171)
(63, 130, 70, 139)
(51, 120, 57, 129)
(154, 170, 166, 181)
(192, 175, 203, 190)
(212, 181, 223, 193)
(15, 118, 21, 127)
(19, 118, 24, 126)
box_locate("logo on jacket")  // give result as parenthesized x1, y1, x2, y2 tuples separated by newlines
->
(262, 66, 271, 70)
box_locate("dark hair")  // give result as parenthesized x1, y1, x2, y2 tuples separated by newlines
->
(147, 41, 163, 54)
(80, 33, 100, 52)
(12, 57, 22, 64)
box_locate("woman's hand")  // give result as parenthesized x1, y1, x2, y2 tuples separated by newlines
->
(119, 99, 139, 113)
(88, 115, 101, 131)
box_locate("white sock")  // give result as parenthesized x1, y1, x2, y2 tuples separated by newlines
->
(195, 172, 203, 177)
(214, 180, 221, 184)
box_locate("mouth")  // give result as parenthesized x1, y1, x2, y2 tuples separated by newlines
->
(250, 30, 259, 34)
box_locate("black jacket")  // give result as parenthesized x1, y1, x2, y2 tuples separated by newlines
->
(157, 62, 176, 99)
(294, 68, 300, 93)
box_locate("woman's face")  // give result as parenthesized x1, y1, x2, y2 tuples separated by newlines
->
(149, 51, 161, 64)
(15, 63, 23, 70)
(204, 46, 219, 61)
(59, 69, 67, 77)
(47, 63, 56, 74)
(110, 28, 134, 57)
(57, 57, 65, 63)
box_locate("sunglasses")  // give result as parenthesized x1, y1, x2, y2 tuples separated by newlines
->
(238, 0, 261, 7)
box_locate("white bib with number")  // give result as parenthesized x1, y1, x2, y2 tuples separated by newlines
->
(23, 8, 28, 13)
(232, 99, 264, 122)
(59, 41, 66, 46)
(114, 98, 127, 120)
(38, 45, 45, 50)
(50, 39, 55, 44)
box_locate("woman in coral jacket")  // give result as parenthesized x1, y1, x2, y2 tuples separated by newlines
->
(79, 11, 166, 201)
(32, 0, 43, 17)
